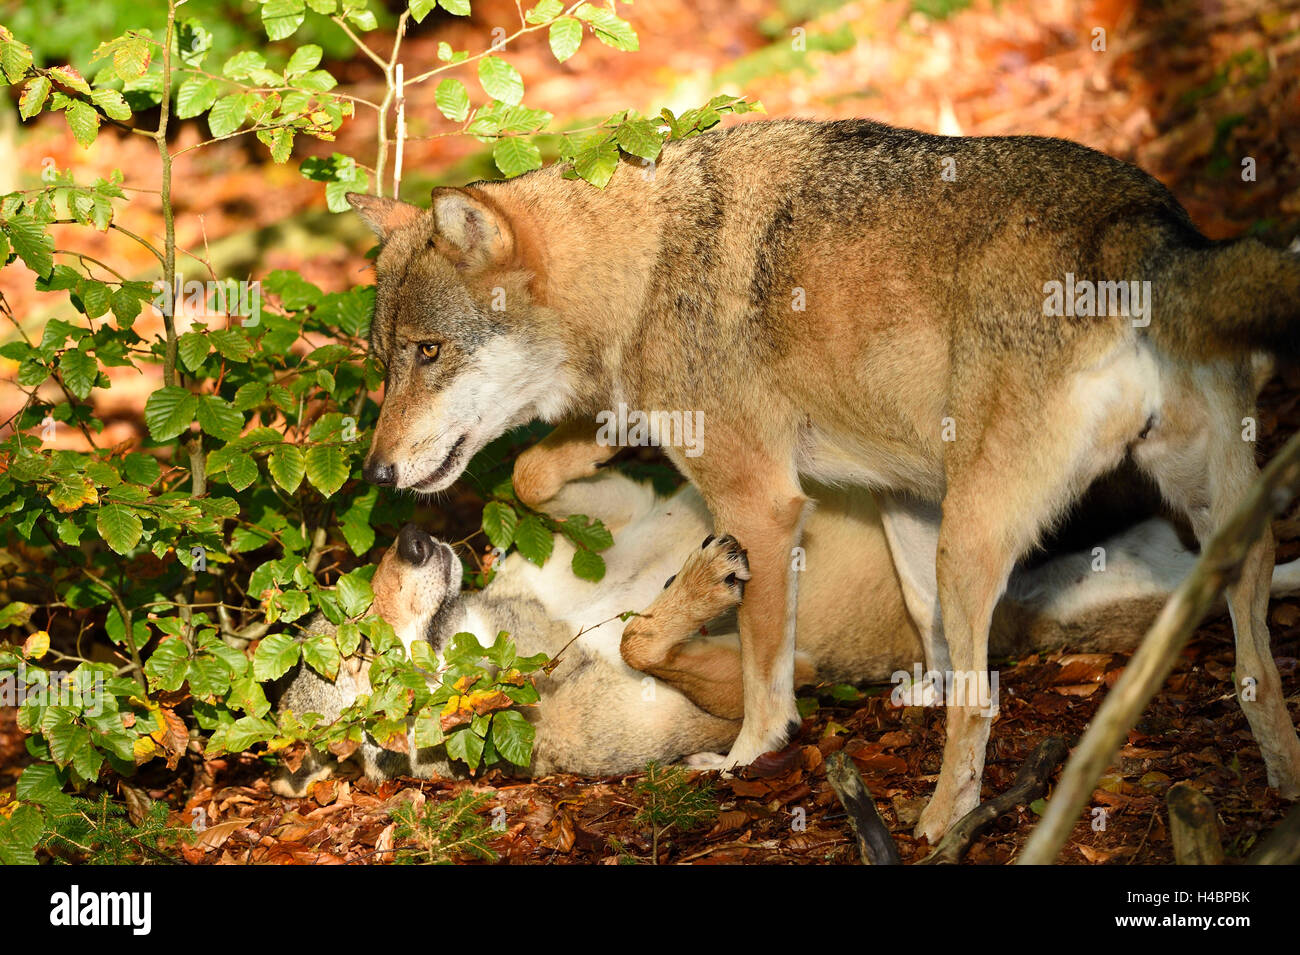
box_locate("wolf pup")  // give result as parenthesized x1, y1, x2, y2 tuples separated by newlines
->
(348, 118, 1300, 840)
(276, 470, 1300, 796)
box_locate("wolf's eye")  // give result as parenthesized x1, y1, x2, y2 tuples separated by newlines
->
(418, 342, 441, 362)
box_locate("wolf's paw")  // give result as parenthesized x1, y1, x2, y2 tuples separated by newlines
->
(914, 780, 981, 844)
(270, 750, 337, 799)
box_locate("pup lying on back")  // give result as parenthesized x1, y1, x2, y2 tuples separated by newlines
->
(275, 471, 1300, 795)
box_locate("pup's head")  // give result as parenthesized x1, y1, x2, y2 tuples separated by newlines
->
(348, 188, 570, 493)
(370, 523, 462, 653)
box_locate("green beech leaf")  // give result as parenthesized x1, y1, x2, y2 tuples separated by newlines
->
(477, 56, 523, 106)
(145, 637, 191, 692)
(178, 330, 209, 371)
(615, 117, 663, 161)
(490, 708, 536, 767)
(435, 78, 470, 122)
(18, 76, 50, 119)
(336, 571, 373, 617)
(302, 632, 340, 679)
(268, 443, 306, 493)
(58, 349, 98, 399)
(262, 0, 306, 41)
(252, 632, 301, 681)
(65, 100, 100, 147)
(96, 502, 142, 555)
(305, 443, 348, 496)
(570, 547, 605, 582)
(549, 17, 582, 62)
(208, 329, 254, 362)
(285, 44, 322, 76)
(481, 501, 517, 549)
(573, 135, 619, 188)
(144, 386, 198, 441)
(225, 451, 258, 490)
(493, 137, 542, 177)
(513, 514, 553, 566)
(176, 76, 220, 119)
(526, 0, 563, 24)
(207, 92, 247, 137)
(197, 395, 244, 441)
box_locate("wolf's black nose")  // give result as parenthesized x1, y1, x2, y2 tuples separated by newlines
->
(396, 523, 436, 566)
(364, 458, 396, 486)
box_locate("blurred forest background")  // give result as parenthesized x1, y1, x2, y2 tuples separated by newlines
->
(2, 0, 1300, 865)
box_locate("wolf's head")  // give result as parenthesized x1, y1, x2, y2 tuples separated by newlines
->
(348, 188, 571, 493)
(371, 522, 463, 655)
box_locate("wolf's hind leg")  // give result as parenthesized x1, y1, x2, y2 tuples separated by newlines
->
(919, 342, 1156, 843)
(621, 534, 816, 720)
(1136, 364, 1300, 797)
(621, 534, 752, 719)
(878, 494, 950, 673)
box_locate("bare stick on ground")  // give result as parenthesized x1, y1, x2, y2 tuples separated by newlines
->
(1019, 429, 1300, 865)
(919, 736, 1069, 865)
(1167, 782, 1224, 865)
(1248, 802, 1300, 865)
(826, 752, 900, 865)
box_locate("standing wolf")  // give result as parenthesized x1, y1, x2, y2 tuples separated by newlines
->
(348, 118, 1300, 840)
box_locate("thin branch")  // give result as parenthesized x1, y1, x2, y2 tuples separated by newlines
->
(405, 2, 585, 86)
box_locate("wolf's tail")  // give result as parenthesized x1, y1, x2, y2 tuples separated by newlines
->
(1151, 237, 1300, 360)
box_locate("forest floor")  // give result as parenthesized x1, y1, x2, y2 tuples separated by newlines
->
(3, 0, 1300, 863)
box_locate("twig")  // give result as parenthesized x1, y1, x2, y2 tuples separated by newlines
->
(826, 751, 900, 864)
(155, 0, 179, 389)
(921, 737, 1069, 865)
(1167, 782, 1224, 864)
(393, 62, 406, 198)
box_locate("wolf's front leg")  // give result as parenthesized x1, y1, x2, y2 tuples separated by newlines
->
(700, 474, 812, 768)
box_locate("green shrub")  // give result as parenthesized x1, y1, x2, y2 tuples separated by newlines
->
(0, 0, 754, 861)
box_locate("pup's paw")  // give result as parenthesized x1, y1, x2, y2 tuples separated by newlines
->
(701, 534, 751, 598)
(270, 757, 335, 799)
(663, 534, 750, 618)
(683, 751, 730, 771)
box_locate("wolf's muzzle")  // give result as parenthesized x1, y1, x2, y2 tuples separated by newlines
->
(363, 458, 397, 486)
(396, 523, 438, 566)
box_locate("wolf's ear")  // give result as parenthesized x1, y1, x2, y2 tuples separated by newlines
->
(430, 187, 514, 267)
(345, 193, 423, 240)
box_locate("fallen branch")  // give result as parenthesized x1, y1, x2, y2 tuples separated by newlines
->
(1247, 802, 1300, 865)
(1167, 782, 1223, 865)
(1019, 429, 1300, 865)
(920, 736, 1069, 865)
(826, 752, 900, 865)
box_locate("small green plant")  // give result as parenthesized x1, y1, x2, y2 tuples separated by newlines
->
(0, 763, 192, 864)
(633, 761, 717, 863)
(389, 790, 497, 864)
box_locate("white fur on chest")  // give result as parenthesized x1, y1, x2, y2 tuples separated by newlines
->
(495, 488, 713, 666)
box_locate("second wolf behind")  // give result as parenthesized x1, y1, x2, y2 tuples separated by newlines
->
(276, 471, 1300, 794)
